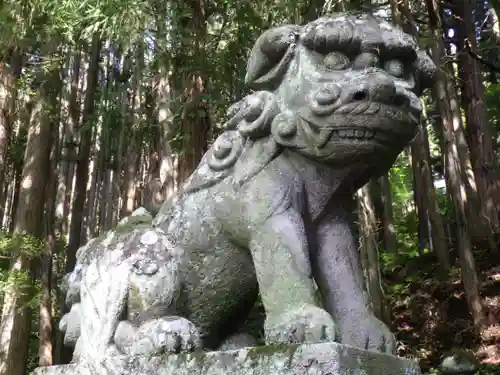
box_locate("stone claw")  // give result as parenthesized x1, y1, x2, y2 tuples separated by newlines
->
(339, 312, 396, 354)
(129, 316, 202, 356)
(264, 304, 337, 345)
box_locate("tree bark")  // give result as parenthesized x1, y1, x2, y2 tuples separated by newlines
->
(453, 0, 500, 247)
(65, 34, 100, 272)
(389, 0, 450, 270)
(0, 48, 22, 224)
(412, 120, 450, 271)
(357, 184, 390, 326)
(425, 0, 487, 328)
(378, 174, 397, 254)
(58, 49, 81, 238)
(153, 72, 177, 201)
(411, 144, 431, 255)
(85, 119, 102, 238)
(39, 47, 65, 367)
(118, 51, 141, 217)
(59, 34, 101, 365)
(176, 0, 210, 184)
(121, 147, 138, 217)
(6, 109, 30, 233)
(0, 40, 58, 375)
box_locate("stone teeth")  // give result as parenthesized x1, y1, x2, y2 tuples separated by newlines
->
(330, 128, 380, 140)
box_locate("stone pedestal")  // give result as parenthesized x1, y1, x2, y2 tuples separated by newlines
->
(34, 342, 421, 375)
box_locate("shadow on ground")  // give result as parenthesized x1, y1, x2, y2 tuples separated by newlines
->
(385, 250, 500, 372)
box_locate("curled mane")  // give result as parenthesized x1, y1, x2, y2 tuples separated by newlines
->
(176, 13, 437, 197)
(180, 90, 283, 196)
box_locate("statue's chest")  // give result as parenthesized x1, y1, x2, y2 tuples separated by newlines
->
(284, 150, 350, 222)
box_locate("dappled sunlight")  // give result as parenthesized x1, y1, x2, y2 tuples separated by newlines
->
(0, 1, 499, 374)
(390, 260, 500, 371)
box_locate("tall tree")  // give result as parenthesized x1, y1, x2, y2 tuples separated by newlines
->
(65, 34, 101, 272)
(39, 46, 65, 368)
(0, 49, 21, 225)
(0, 39, 59, 375)
(452, 0, 500, 245)
(389, 0, 450, 270)
(175, 1, 211, 184)
(57, 48, 81, 238)
(377, 174, 397, 254)
(59, 33, 101, 364)
(357, 183, 391, 325)
(425, 0, 487, 328)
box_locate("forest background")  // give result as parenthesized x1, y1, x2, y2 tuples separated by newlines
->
(0, 0, 500, 374)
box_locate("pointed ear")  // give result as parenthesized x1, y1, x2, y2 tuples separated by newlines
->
(245, 25, 301, 90)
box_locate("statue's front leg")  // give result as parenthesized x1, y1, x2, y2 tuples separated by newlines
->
(250, 207, 337, 344)
(313, 199, 396, 353)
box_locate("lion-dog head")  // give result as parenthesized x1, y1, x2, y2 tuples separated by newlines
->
(244, 13, 436, 166)
(198, 13, 436, 192)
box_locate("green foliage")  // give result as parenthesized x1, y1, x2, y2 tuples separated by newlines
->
(388, 152, 420, 255)
(0, 0, 497, 371)
(478, 364, 500, 375)
(0, 231, 45, 259)
(485, 83, 500, 141)
(0, 231, 44, 300)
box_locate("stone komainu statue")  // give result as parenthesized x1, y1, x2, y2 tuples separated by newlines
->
(59, 13, 436, 363)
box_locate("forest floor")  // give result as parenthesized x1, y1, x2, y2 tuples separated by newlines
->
(386, 249, 500, 373)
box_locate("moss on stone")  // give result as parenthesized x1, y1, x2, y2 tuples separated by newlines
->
(247, 342, 300, 366)
(114, 221, 150, 235)
(128, 285, 142, 313)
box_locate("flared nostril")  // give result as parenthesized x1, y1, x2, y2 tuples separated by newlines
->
(352, 91, 368, 101)
(314, 84, 341, 106)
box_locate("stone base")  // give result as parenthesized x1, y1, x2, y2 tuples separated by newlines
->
(34, 342, 421, 375)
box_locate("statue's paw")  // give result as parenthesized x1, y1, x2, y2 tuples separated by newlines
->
(58, 303, 82, 347)
(339, 312, 396, 354)
(114, 320, 139, 354)
(130, 316, 202, 356)
(264, 304, 337, 344)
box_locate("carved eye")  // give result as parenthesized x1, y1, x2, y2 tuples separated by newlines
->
(353, 52, 379, 69)
(384, 59, 405, 77)
(323, 52, 350, 70)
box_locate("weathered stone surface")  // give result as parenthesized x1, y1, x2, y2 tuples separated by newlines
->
(439, 349, 479, 375)
(51, 12, 437, 374)
(116, 206, 153, 227)
(34, 342, 422, 375)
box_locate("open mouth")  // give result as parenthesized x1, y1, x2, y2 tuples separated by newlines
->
(328, 127, 399, 144)
(300, 103, 419, 148)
